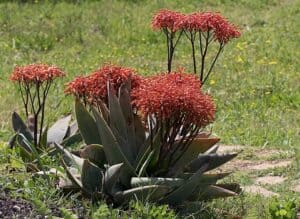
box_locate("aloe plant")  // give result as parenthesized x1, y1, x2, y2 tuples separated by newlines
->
(58, 79, 241, 206)
(9, 112, 81, 171)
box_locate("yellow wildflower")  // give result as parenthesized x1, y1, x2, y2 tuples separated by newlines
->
(257, 59, 265, 64)
(236, 43, 244, 50)
(209, 80, 216, 85)
(236, 56, 244, 63)
(268, 61, 277, 65)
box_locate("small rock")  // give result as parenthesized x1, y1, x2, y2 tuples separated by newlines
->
(13, 205, 21, 212)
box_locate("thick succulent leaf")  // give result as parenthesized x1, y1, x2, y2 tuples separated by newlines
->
(118, 82, 137, 156)
(181, 172, 232, 181)
(19, 146, 34, 162)
(97, 100, 109, 123)
(108, 84, 133, 162)
(80, 144, 106, 168)
(54, 143, 84, 170)
(40, 126, 48, 148)
(134, 114, 146, 150)
(170, 137, 220, 175)
(12, 112, 33, 142)
(137, 151, 154, 177)
(92, 108, 135, 186)
(135, 136, 152, 168)
(81, 159, 103, 194)
(8, 134, 17, 148)
(147, 129, 163, 170)
(161, 163, 208, 205)
(131, 177, 184, 188)
(180, 173, 237, 201)
(69, 121, 78, 137)
(110, 125, 134, 164)
(104, 163, 123, 195)
(92, 108, 134, 170)
(59, 177, 81, 192)
(215, 183, 242, 194)
(135, 117, 159, 167)
(75, 99, 101, 145)
(197, 185, 238, 200)
(114, 185, 171, 204)
(61, 158, 83, 189)
(15, 133, 38, 155)
(61, 133, 82, 147)
(185, 153, 238, 173)
(108, 84, 127, 141)
(205, 144, 219, 154)
(47, 115, 72, 144)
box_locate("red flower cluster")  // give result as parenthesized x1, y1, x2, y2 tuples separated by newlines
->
(152, 9, 241, 43)
(65, 64, 141, 105)
(151, 9, 184, 32)
(10, 64, 65, 83)
(132, 71, 215, 127)
(64, 76, 90, 100)
(178, 12, 241, 44)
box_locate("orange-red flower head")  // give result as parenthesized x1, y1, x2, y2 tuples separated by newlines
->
(10, 64, 65, 84)
(132, 71, 215, 127)
(64, 76, 90, 100)
(65, 64, 141, 105)
(152, 9, 184, 32)
(177, 12, 241, 44)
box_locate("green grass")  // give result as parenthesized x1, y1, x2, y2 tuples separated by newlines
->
(0, 0, 299, 149)
(0, 0, 299, 218)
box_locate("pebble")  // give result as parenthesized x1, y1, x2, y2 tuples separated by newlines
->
(13, 205, 21, 212)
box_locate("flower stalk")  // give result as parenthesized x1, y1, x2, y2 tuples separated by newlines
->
(10, 64, 65, 148)
(152, 10, 241, 84)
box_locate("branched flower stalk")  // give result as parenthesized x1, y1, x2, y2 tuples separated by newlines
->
(153, 10, 241, 84)
(10, 64, 65, 148)
(152, 9, 184, 73)
(178, 12, 241, 84)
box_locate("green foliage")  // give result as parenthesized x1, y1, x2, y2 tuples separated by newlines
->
(269, 197, 298, 219)
(92, 201, 176, 219)
(60, 208, 77, 219)
(31, 198, 51, 216)
(129, 201, 176, 219)
(92, 203, 112, 219)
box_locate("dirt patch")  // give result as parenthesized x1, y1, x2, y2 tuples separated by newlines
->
(291, 182, 300, 193)
(0, 194, 33, 218)
(249, 160, 292, 170)
(254, 148, 291, 159)
(243, 185, 279, 197)
(218, 159, 292, 172)
(255, 176, 286, 185)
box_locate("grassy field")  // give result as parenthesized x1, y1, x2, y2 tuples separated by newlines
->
(0, 0, 299, 218)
